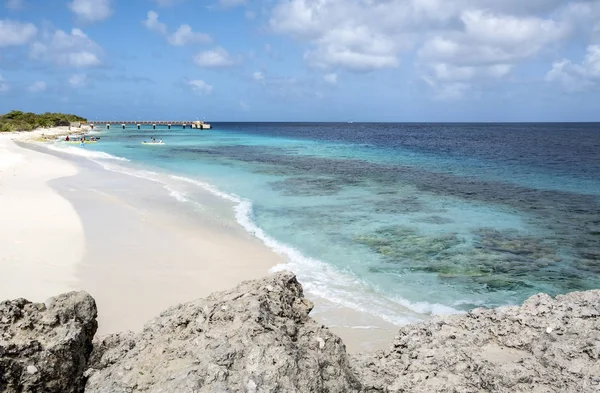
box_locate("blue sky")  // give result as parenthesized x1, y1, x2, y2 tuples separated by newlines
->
(0, 0, 599, 122)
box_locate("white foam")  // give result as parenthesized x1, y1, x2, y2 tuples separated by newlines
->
(393, 297, 462, 315)
(47, 144, 129, 161)
(169, 174, 456, 326)
(164, 186, 189, 203)
(41, 146, 462, 326)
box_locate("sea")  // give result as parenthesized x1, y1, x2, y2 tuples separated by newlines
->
(48, 123, 600, 325)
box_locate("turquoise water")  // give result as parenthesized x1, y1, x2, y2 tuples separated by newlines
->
(50, 123, 600, 323)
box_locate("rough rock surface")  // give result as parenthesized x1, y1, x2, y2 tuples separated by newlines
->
(0, 291, 98, 393)
(352, 290, 600, 393)
(85, 271, 361, 393)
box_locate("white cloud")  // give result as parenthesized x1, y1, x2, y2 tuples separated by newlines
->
(143, 10, 166, 34)
(29, 28, 102, 68)
(240, 100, 250, 111)
(194, 47, 235, 68)
(419, 11, 568, 66)
(416, 9, 569, 97)
(28, 81, 46, 92)
(68, 0, 112, 22)
(168, 24, 211, 46)
(269, 0, 585, 94)
(0, 74, 9, 93)
(421, 64, 512, 99)
(0, 19, 37, 47)
(5, 0, 23, 10)
(144, 11, 211, 46)
(68, 73, 87, 87)
(188, 79, 213, 95)
(324, 73, 337, 84)
(253, 71, 264, 81)
(546, 45, 600, 92)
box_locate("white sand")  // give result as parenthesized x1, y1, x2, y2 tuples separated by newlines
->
(0, 130, 399, 352)
(0, 132, 85, 302)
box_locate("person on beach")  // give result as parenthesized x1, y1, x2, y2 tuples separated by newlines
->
(65, 135, 70, 141)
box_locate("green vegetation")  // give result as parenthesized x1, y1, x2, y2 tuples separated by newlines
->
(0, 110, 87, 132)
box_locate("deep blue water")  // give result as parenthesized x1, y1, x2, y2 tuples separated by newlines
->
(51, 123, 600, 323)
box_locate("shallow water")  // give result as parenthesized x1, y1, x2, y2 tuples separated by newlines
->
(49, 123, 600, 323)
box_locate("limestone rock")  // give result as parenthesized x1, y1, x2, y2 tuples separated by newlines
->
(85, 271, 361, 393)
(352, 290, 600, 393)
(0, 291, 98, 393)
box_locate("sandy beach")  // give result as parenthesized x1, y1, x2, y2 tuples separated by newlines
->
(0, 130, 84, 301)
(0, 129, 399, 353)
(0, 130, 282, 328)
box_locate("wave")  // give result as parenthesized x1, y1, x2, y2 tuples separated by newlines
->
(47, 144, 130, 161)
(44, 141, 460, 325)
(169, 174, 457, 325)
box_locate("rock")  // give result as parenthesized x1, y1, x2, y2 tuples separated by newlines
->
(85, 271, 361, 393)
(26, 365, 38, 375)
(352, 290, 600, 393)
(0, 291, 98, 393)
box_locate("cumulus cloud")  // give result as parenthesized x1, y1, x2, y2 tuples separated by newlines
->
(546, 45, 600, 92)
(0, 19, 37, 46)
(68, 0, 112, 22)
(269, 0, 588, 96)
(415, 9, 569, 97)
(194, 47, 235, 67)
(68, 73, 87, 87)
(28, 81, 46, 92)
(168, 24, 211, 46)
(29, 28, 102, 68)
(143, 11, 211, 46)
(419, 11, 568, 66)
(324, 73, 337, 84)
(188, 79, 213, 95)
(143, 10, 167, 34)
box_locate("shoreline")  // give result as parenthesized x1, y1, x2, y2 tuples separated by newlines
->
(2, 132, 399, 352)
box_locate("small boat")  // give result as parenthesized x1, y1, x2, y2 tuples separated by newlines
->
(142, 141, 165, 145)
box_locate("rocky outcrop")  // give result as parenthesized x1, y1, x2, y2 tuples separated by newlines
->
(2, 273, 599, 393)
(85, 271, 361, 393)
(352, 290, 600, 393)
(0, 291, 98, 393)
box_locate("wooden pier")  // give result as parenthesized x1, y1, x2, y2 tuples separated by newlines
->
(90, 121, 211, 130)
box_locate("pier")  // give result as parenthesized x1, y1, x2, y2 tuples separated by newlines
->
(90, 121, 211, 130)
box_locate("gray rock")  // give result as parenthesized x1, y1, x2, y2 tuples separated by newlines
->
(0, 291, 98, 393)
(85, 271, 361, 393)
(352, 290, 600, 393)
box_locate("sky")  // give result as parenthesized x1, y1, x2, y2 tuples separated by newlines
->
(0, 0, 599, 122)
